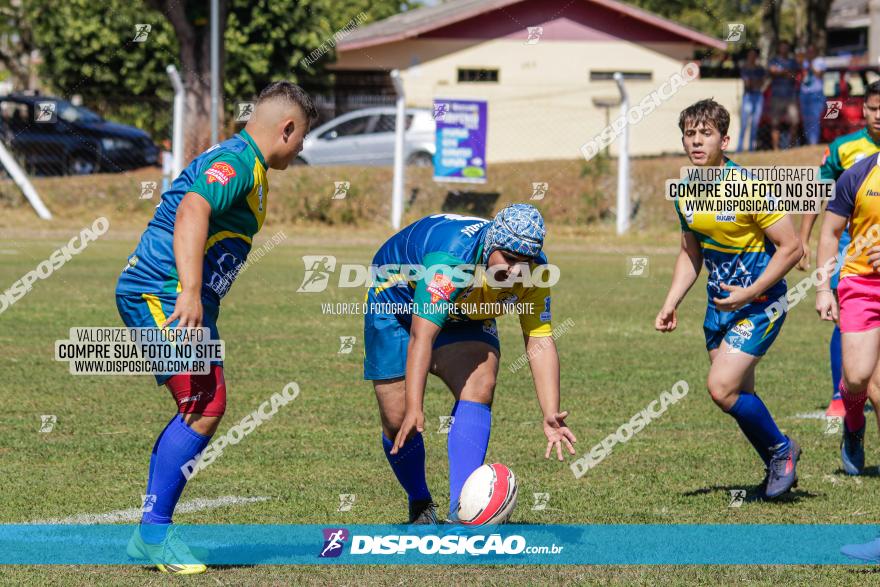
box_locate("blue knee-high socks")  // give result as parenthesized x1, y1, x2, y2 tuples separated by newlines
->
(727, 392, 788, 466)
(447, 400, 492, 517)
(140, 415, 212, 543)
(382, 432, 432, 504)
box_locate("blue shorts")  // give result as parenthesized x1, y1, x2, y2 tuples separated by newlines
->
(115, 292, 221, 385)
(703, 300, 785, 357)
(363, 309, 501, 381)
(831, 229, 852, 290)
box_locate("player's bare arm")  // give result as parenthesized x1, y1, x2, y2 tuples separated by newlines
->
(523, 333, 576, 461)
(656, 230, 702, 332)
(797, 212, 819, 270)
(713, 216, 801, 312)
(816, 211, 848, 322)
(391, 315, 441, 454)
(164, 192, 211, 329)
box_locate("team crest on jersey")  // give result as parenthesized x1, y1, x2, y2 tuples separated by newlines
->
(715, 213, 736, 222)
(205, 161, 236, 185)
(427, 273, 455, 303)
(731, 319, 754, 339)
(207, 251, 243, 298)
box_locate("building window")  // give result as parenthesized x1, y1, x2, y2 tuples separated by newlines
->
(458, 68, 499, 83)
(589, 71, 653, 81)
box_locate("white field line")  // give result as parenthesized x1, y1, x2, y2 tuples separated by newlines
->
(26, 495, 270, 524)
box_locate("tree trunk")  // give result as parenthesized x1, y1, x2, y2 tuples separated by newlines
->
(805, 0, 834, 54)
(759, 1, 780, 62)
(149, 0, 227, 158)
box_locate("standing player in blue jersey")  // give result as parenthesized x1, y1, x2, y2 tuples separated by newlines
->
(365, 205, 576, 524)
(116, 82, 316, 574)
(798, 81, 880, 417)
(655, 99, 803, 499)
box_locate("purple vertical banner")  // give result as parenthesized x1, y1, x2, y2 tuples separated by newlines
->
(432, 99, 487, 183)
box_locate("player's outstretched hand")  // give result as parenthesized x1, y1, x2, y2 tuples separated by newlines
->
(391, 409, 424, 455)
(712, 283, 754, 312)
(163, 290, 203, 328)
(655, 306, 677, 332)
(796, 242, 811, 271)
(815, 290, 839, 323)
(543, 411, 576, 461)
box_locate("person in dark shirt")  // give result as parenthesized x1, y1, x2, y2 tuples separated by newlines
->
(738, 48, 766, 152)
(767, 41, 800, 150)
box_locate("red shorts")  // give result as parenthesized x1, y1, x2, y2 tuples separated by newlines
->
(165, 364, 227, 417)
(838, 274, 880, 333)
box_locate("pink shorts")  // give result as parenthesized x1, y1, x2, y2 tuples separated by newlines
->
(838, 274, 880, 333)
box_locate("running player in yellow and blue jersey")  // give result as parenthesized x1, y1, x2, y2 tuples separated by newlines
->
(655, 99, 803, 499)
(115, 82, 317, 574)
(366, 205, 576, 524)
(798, 81, 880, 417)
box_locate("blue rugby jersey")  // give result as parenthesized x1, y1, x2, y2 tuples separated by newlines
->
(116, 130, 269, 305)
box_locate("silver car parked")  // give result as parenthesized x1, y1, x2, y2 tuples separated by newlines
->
(297, 107, 435, 167)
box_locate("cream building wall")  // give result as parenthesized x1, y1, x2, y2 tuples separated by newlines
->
(336, 37, 743, 162)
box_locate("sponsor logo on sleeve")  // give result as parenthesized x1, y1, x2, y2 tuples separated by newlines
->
(540, 296, 551, 322)
(427, 273, 455, 303)
(205, 162, 237, 185)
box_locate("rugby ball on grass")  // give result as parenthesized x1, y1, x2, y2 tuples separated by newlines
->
(457, 463, 518, 525)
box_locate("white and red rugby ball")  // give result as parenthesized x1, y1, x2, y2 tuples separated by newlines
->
(457, 463, 518, 525)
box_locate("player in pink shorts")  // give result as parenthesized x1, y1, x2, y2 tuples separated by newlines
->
(837, 275, 880, 333)
(817, 151, 880, 475)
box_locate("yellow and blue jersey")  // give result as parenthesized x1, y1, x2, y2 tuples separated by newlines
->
(827, 152, 880, 278)
(821, 128, 880, 181)
(116, 130, 268, 305)
(673, 159, 787, 307)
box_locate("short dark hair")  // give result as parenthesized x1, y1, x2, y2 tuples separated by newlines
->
(678, 99, 730, 136)
(256, 81, 319, 124)
(867, 81, 880, 101)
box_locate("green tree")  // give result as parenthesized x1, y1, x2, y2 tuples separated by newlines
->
(27, 0, 411, 154)
(28, 0, 177, 139)
(0, 0, 41, 89)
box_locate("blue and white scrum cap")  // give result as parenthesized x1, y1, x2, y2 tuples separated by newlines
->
(482, 204, 546, 263)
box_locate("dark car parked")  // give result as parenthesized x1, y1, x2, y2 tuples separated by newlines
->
(0, 94, 159, 176)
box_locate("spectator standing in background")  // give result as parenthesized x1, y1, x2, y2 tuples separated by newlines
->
(738, 48, 766, 152)
(800, 47, 827, 145)
(768, 41, 800, 150)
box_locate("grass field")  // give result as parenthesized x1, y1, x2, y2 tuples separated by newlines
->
(2, 221, 880, 585)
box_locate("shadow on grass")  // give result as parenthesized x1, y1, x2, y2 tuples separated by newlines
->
(832, 467, 880, 477)
(849, 568, 880, 574)
(682, 483, 817, 504)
